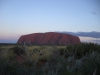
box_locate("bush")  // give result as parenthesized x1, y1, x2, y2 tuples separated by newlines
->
(0, 43, 100, 75)
(0, 57, 30, 75)
(10, 46, 25, 55)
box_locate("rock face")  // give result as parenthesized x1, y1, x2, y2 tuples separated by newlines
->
(17, 32, 81, 45)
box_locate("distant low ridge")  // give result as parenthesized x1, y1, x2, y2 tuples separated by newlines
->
(17, 32, 81, 45)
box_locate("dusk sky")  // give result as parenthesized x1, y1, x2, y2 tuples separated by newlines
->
(0, 0, 100, 43)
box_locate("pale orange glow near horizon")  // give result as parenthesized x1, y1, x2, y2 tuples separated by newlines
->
(79, 36, 100, 44)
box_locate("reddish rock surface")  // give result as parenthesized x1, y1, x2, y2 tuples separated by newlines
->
(17, 32, 81, 45)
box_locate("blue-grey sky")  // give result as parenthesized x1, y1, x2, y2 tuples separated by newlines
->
(0, 0, 100, 43)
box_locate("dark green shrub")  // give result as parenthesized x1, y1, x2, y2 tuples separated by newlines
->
(58, 48, 65, 56)
(80, 51, 100, 75)
(0, 43, 100, 75)
(65, 43, 100, 59)
(10, 46, 25, 55)
(0, 58, 30, 75)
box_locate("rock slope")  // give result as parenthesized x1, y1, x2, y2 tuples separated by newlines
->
(17, 32, 81, 45)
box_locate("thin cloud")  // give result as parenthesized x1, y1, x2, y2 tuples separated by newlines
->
(91, 12, 97, 14)
(92, 40, 100, 42)
(79, 36, 100, 44)
(57, 31, 100, 38)
(91, 40, 100, 44)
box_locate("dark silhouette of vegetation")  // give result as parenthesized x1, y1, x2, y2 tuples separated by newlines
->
(0, 43, 100, 75)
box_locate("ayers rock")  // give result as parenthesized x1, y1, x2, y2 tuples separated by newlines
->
(17, 32, 81, 45)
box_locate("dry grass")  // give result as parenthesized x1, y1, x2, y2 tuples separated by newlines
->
(0, 45, 66, 61)
(0, 43, 100, 75)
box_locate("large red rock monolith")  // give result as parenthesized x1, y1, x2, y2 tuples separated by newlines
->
(17, 32, 81, 45)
